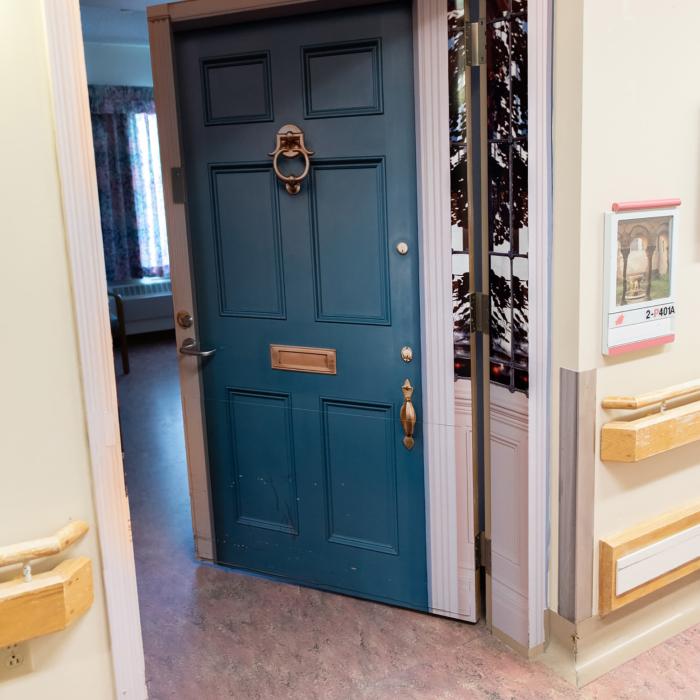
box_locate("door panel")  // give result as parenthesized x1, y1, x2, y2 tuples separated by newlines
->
(211, 166, 285, 318)
(227, 389, 298, 535)
(175, 1, 427, 610)
(202, 51, 274, 125)
(321, 398, 398, 554)
(302, 40, 383, 118)
(310, 159, 389, 323)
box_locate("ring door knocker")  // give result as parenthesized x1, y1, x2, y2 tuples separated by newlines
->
(268, 124, 314, 195)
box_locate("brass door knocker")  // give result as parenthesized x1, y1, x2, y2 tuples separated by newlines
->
(268, 124, 314, 195)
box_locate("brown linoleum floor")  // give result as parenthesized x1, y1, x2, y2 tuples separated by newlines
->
(117, 334, 700, 700)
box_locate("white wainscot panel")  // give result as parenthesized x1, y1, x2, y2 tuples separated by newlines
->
(454, 386, 476, 622)
(455, 380, 529, 646)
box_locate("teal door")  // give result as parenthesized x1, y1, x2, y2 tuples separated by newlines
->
(174, 1, 427, 610)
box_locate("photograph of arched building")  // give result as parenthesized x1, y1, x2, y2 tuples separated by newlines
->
(616, 215, 672, 306)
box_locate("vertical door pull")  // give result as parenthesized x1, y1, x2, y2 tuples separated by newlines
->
(400, 379, 417, 450)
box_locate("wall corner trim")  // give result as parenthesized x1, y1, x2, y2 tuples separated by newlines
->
(557, 367, 596, 624)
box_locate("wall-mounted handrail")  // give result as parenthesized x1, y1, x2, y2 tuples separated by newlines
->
(0, 520, 88, 569)
(602, 396, 700, 463)
(602, 379, 700, 410)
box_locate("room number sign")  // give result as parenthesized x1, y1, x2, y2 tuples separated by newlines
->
(602, 200, 680, 356)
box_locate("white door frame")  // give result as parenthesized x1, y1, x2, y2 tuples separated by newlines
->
(42, 3, 147, 697)
(43, 0, 551, 695)
(527, 0, 553, 649)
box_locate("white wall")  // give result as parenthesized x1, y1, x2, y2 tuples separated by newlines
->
(0, 3, 115, 698)
(551, 0, 700, 625)
(84, 41, 153, 86)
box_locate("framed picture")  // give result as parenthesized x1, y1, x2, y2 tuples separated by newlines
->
(603, 203, 679, 355)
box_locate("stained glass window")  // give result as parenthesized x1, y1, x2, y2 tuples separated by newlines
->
(449, 0, 529, 393)
(449, 0, 471, 378)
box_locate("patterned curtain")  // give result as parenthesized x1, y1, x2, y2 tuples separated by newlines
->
(89, 85, 169, 283)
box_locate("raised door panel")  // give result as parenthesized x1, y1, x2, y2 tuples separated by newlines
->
(454, 384, 477, 622)
(490, 384, 529, 646)
(302, 40, 383, 118)
(227, 389, 299, 535)
(210, 165, 285, 319)
(321, 399, 398, 554)
(310, 159, 390, 324)
(202, 52, 273, 125)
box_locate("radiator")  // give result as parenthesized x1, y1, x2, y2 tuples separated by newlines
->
(108, 277, 174, 335)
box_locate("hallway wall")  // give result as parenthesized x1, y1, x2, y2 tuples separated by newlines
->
(0, 2, 115, 698)
(549, 0, 700, 677)
(577, 0, 700, 607)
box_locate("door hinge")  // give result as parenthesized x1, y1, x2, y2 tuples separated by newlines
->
(467, 292, 490, 335)
(476, 531, 492, 574)
(171, 166, 185, 204)
(465, 20, 486, 67)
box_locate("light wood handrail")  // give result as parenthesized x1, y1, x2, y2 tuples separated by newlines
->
(602, 379, 700, 410)
(0, 557, 94, 647)
(0, 521, 88, 568)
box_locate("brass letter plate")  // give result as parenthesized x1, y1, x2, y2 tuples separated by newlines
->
(270, 345, 337, 375)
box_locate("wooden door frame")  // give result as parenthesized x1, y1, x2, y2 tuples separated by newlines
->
(43, 0, 551, 694)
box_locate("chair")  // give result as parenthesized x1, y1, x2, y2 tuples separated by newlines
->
(108, 291, 130, 374)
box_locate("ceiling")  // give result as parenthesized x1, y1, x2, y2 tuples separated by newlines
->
(81, 0, 154, 10)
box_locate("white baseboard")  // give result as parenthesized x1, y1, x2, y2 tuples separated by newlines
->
(542, 572, 700, 687)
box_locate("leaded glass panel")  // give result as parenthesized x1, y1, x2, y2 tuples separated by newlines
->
(448, 0, 529, 393)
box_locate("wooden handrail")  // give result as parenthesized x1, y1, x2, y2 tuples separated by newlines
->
(602, 379, 700, 410)
(0, 557, 94, 647)
(0, 521, 88, 568)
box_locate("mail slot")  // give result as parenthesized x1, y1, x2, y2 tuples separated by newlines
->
(270, 345, 337, 375)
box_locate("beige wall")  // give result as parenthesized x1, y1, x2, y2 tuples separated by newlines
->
(551, 0, 700, 617)
(0, 2, 115, 698)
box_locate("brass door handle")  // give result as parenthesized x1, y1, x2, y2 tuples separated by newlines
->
(269, 124, 314, 195)
(400, 379, 417, 450)
(179, 337, 216, 358)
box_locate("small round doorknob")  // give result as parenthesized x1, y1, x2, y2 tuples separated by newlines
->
(401, 346, 413, 363)
(396, 242, 409, 255)
(176, 310, 194, 329)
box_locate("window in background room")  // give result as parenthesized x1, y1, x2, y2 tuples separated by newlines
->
(89, 85, 169, 283)
(128, 112, 169, 278)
